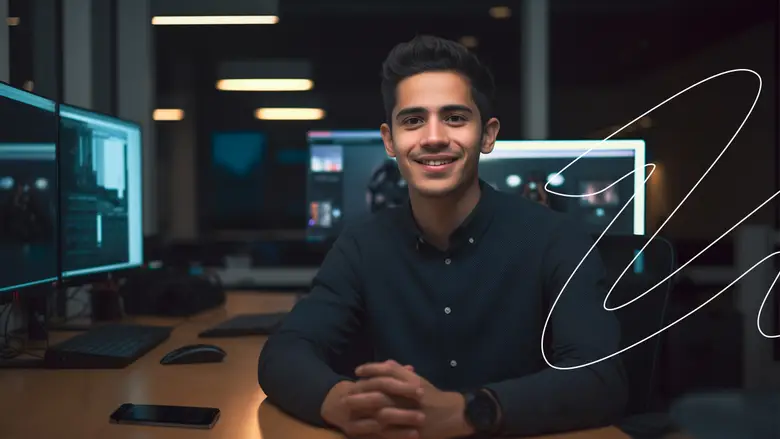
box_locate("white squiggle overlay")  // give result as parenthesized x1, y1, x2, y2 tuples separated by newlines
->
(540, 68, 780, 371)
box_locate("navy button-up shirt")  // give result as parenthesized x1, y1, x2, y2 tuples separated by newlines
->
(258, 181, 628, 437)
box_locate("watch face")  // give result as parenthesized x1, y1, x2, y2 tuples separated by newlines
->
(467, 392, 497, 432)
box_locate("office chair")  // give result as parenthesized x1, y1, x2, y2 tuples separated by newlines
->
(593, 233, 681, 438)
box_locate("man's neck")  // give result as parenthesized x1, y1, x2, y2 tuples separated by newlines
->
(409, 178, 481, 250)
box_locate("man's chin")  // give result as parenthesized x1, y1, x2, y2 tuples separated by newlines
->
(411, 180, 460, 198)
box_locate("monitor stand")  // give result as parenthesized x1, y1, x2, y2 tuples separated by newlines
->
(48, 286, 122, 331)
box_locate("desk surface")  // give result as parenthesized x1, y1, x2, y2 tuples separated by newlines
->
(0, 292, 629, 439)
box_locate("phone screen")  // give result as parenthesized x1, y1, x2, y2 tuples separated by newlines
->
(110, 404, 220, 429)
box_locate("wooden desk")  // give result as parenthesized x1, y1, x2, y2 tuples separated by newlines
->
(0, 292, 629, 439)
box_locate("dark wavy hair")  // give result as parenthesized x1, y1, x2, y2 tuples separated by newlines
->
(380, 35, 496, 128)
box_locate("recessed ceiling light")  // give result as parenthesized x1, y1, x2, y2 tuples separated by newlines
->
(489, 6, 511, 19)
(459, 36, 478, 48)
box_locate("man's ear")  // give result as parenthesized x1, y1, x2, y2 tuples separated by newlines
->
(380, 123, 395, 157)
(480, 117, 501, 154)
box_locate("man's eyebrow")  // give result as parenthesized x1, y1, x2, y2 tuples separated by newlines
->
(395, 107, 427, 119)
(395, 105, 473, 119)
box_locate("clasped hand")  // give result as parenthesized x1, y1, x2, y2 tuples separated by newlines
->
(328, 360, 470, 439)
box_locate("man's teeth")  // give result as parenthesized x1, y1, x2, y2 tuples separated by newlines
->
(421, 159, 454, 166)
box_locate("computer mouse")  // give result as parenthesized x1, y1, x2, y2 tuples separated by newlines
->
(160, 344, 227, 365)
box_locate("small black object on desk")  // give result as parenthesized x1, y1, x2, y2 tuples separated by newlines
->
(160, 344, 226, 365)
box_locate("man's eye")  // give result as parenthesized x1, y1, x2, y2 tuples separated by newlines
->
(403, 117, 424, 125)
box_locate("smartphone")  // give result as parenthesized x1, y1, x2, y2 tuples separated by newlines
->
(109, 403, 220, 429)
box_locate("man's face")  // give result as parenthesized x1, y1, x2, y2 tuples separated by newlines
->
(380, 71, 500, 198)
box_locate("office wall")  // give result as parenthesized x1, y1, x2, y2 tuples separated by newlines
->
(551, 22, 776, 240)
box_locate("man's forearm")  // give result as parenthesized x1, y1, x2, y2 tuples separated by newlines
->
(258, 333, 352, 427)
(484, 359, 627, 437)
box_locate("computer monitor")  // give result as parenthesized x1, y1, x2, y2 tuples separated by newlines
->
(483, 140, 646, 235)
(0, 83, 59, 293)
(306, 130, 405, 242)
(58, 104, 143, 280)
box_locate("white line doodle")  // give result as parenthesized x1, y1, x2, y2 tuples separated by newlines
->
(540, 68, 778, 371)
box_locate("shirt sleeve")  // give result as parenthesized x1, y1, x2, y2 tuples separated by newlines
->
(257, 228, 366, 427)
(484, 218, 629, 437)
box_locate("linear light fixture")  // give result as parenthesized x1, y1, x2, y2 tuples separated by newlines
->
(153, 108, 184, 121)
(151, 15, 278, 25)
(255, 108, 325, 121)
(217, 78, 313, 92)
(489, 6, 512, 19)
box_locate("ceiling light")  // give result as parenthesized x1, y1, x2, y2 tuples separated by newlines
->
(151, 15, 279, 25)
(459, 36, 478, 48)
(153, 108, 184, 121)
(255, 108, 325, 121)
(217, 78, 313, 92)
(489, 6, 511, 19)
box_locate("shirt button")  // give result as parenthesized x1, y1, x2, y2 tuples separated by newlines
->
(468, 237, 475, 244)
(444, 258, 451, 265)
(444, 307, 451, 314)
(450, 360, 458, 367)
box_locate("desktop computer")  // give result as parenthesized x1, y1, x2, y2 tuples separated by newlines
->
(39, 105, 174, 369)
(0, 82, 59, 294)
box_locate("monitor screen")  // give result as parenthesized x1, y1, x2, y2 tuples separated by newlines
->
(0, 83, 59, 293)
(305, 134, 646, 241)
(306, 130, 406, 242)
(482, 140, 646, 235)
(58, 105, 143, 278)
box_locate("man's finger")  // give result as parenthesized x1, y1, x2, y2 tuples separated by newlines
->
(342, 418, 382, 437)
(375, 407, 426, 428)
(343, 391, 397, 413)
(351, 376, 423, 400)
(356, 360, 417, 382)
(352, 378, 421, 398)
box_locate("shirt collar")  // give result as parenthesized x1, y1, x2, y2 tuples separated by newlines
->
(398, 179, 498, 250)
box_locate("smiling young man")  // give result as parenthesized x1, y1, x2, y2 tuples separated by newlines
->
(258, 35, 628, 439)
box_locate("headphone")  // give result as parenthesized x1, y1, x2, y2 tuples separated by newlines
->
(366, 159, 408, 213)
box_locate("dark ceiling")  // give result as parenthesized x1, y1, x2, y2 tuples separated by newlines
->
(155, 0, 775, 96)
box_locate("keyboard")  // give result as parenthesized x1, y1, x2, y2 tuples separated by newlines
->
(44, 323, 173, 369)
(198, 312, 288, 338)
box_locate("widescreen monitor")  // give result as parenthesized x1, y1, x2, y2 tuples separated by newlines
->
(0, 82, 59, 293)
(483, 140, 646, 235)
(58, 104, 143, 279)
(305, 132, 646, 241)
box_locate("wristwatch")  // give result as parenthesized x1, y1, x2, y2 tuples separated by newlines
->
(462, 388, 501, 436)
